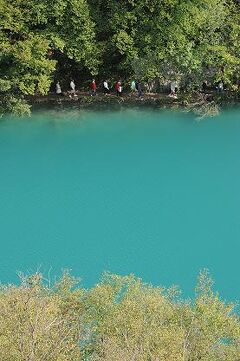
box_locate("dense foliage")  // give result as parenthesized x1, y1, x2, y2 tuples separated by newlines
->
(0, 270, 239, 360)
(0, 0, 239, 114)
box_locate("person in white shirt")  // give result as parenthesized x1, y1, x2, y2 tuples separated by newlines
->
(70, 80, 76, 97)
(131, 80, 136, 92)
(169, 81, 177, 98)
(103, 80, 110, 94)
(217, 81, 224, 92)
(56, 81, 62, 95)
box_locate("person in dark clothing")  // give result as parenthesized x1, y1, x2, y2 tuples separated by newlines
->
(202, 81, 208, 93)
(136, 80, 143, 97)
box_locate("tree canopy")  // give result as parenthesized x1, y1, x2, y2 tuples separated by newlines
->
(0, 0, 239, 114)
(0, 270, 239, 360)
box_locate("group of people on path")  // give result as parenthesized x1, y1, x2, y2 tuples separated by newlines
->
(56, 78, 230, 99)
(103, 79, 143, 97)
(55, 79, 144, 98)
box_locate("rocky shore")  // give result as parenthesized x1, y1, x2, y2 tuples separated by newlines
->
(29, 91, 240, 118)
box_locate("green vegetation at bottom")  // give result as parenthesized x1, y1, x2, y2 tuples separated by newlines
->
(0, 270, 239, 361)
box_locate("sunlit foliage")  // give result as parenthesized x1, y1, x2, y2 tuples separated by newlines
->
(0, 270, 239, 360)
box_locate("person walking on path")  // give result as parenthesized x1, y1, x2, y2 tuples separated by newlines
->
(70, 80, 76, 97)
(56, 81, 62, 95)
(103, 80, 110, 94)
(115, 81, 122, 96)
(217, 81, 224, 92)
(169, 80, 177, 98)
(131, 80, 136, 93)
(136, 80, 143, 97)
(91, 79, 97, 96)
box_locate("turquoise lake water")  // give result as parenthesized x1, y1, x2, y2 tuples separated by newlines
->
(0, 106, 239, 299)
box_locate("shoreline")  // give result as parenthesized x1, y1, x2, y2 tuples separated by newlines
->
(30, 91, 240, 106)
(29, 91, 240, 115)
(28, 91, 240, 118)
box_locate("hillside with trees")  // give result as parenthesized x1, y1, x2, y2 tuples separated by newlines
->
(0, 0, 239, 114)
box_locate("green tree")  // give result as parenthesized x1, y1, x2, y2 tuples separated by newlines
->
(0, 0, 239, 114)
(89, 0, 240, 89)
(0, 271, 239, 360)
(0, 272, 83, 361)
(0, 0, 99, 115)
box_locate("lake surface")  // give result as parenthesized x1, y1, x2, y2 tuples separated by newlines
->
(0, 106, 239, 299)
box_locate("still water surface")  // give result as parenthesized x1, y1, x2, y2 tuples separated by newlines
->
(0, 107, 239, 299)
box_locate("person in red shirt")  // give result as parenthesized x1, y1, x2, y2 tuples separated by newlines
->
(91, 79, 97, 96)
(115, 80, 122, 96)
